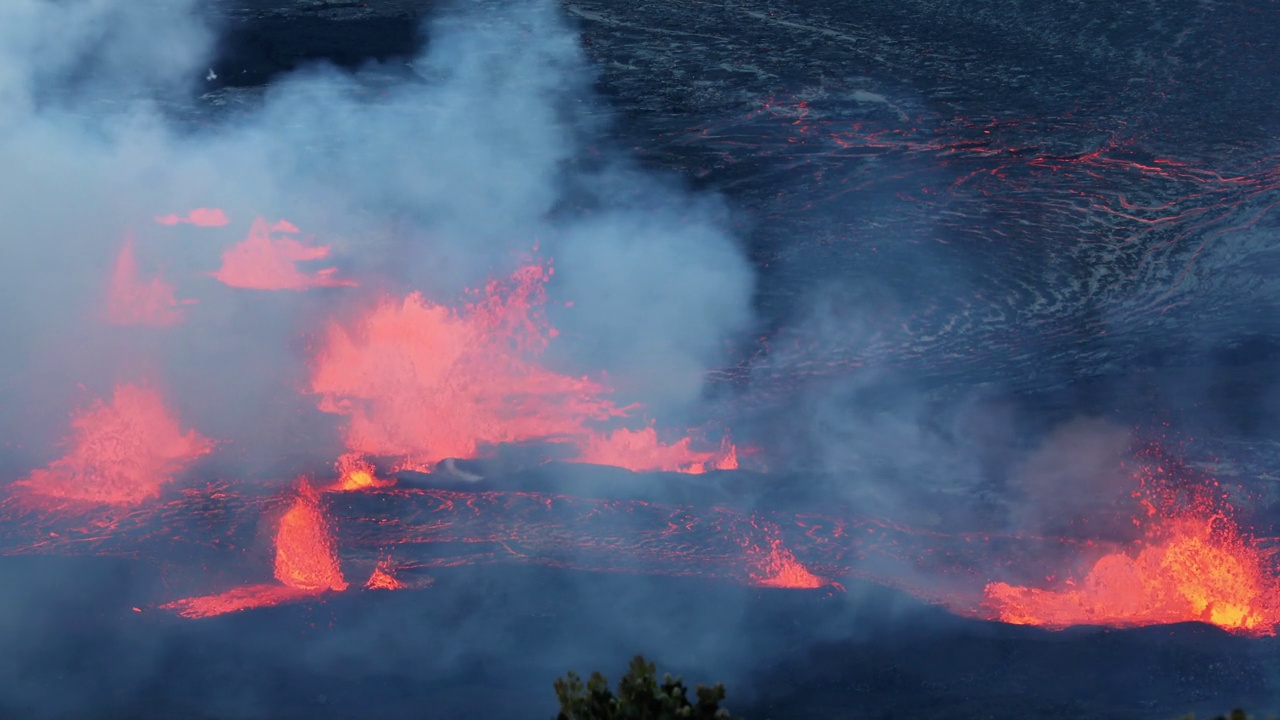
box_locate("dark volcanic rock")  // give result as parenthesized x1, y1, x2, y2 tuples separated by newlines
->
(134, 2, 1280, 719)
(204, 0, 1280, 405)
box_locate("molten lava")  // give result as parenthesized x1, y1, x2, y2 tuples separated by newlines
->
(310, 261, 736, 472)
(17, 384, 214, 505)
(160, 480, 348, 618)
(329, 453, 394, 492)
(212, 218, 356, 290)
(154, 208, 230, 227)
(364, 556, 411, 590)
(105, 239, 189, 327)
(752, 539, 826, 589)
(160, 584, 318, 619)
(574, 428, 739, 474)
(274, 480, 348, 591)
(983, 453, 1280, 636)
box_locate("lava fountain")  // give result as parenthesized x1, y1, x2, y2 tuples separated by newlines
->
(983, 446, 1280, 636)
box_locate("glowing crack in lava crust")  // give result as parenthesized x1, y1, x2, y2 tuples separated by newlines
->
(16, 384, 213, 505)
(983, 452, 1280, 636)
(309, 260, 737, 473)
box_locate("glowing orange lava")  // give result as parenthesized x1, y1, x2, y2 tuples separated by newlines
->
(574, 428, 738, 474)
(17, 384, 214, 505)
(328, 453, 394, 492)
(984, 458, 1280, 636)
(310, 260, 735, 472)
(751, 535, 826, 589)
(212, 218, 356, 290)
(161, 480, 348, 618)
(274, 480, 348, 591)
(160, 584, 317, 619)
(154, 208, 230, 227)
(105, 239, 190, 327)
(364, 557, 407, 590)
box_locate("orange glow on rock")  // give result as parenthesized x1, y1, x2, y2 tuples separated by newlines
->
(106, 239, 190, 327)
(17, 384, 214, 505)
(328, 453, 393, 492)
(154, 208, 230, 227)
(311, 261, 734, 472)
(274, 480, 348, 592)
(983, 454, 1280, 636)
(573, 427, 739, 474)
(212, 218, 356, 290)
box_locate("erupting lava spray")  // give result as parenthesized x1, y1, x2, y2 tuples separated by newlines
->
(983, 445, 1280, 636)
(310, 260, 738, 473)
(17, 384, 213, 506)
(161, 479, 349, 619)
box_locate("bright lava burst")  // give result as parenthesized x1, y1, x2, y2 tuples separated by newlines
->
(983, 450, 1280, 636)
(17, 384, 213, 506)
(161, 479, 348, 618)
(273, 479, 348, 591)
(310, 260, 736, 473)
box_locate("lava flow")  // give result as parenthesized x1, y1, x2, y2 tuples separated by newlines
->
(983, 448, 1280, 636)
(310, 260, 737, 473)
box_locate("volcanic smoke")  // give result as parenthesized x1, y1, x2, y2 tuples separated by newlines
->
(106, 238, 189, 327)
(212, 218, 357, 290)
(0, 0, 1275, 649)
(309, 259, 738, 473)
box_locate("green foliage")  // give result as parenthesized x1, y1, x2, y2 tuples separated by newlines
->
(553, 655, 741, 720)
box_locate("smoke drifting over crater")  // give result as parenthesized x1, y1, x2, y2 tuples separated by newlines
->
(2, 0, 1279, 718)
(0, 0, 755, 472)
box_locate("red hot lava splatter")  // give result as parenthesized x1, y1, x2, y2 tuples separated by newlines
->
(154, 208, 230, 227)
(310, 261, 736, 472)
(983, 447, 1280, 636)
(105, 238, 190, 327)
(161, 480, 347, 618)
(212, 218, 356, 290)
(328, 452, 394, 492)
(17, 384, 214, 505)
(273, 479, 348, 591)
(752, 537, 826, 589)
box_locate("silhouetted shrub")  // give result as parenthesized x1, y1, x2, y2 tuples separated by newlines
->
(554, 655, 740, 720)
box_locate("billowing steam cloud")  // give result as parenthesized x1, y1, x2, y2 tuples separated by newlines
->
(0, 0, 761, 714)
(0, 0, 754, 473)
